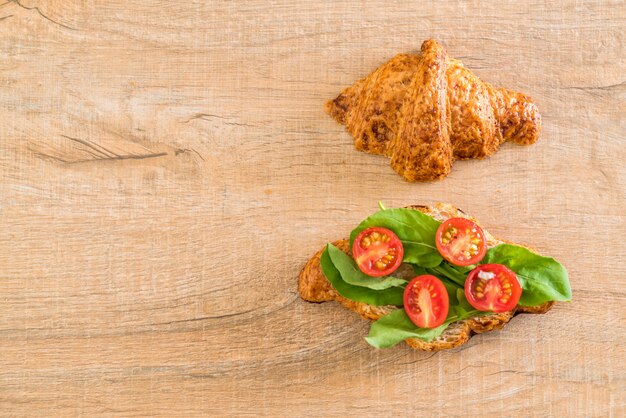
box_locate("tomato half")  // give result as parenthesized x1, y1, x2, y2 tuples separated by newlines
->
(403, 275, 449, 328)
(465, 264, 522, 313)
(436, 217, 487, 266)
(352, 227, 404, 277)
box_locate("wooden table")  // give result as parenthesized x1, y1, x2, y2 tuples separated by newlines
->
(1, 1, 624, 416)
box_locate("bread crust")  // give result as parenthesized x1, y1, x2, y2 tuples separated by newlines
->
(298, 203, 554, 351)
(326, 39, 541, 181)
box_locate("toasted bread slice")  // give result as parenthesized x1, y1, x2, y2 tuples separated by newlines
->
(298, 203, 554, 351)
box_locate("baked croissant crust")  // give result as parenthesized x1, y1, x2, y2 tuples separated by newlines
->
(326, 39, 541, 181)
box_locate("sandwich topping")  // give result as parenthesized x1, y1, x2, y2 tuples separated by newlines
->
(403, 275, 449, 329)
(465, 264, 522, 313)
(352, 227, 404, 277)
(435, 217, 487, 266)
(319, 204, 571, 349)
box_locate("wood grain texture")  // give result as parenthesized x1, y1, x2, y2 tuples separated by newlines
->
(0, 0, 624, 416)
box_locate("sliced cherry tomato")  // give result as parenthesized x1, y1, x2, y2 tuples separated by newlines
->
(403, 275, 449, 328)
(436, 217, 487, 266)
(352, 227, 404, 277)
(465, 264, 522, 313)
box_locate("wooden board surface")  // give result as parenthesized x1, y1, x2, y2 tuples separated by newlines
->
(1, 1, 624, 416)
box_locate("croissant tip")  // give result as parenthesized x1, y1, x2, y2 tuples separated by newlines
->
(421, 38, 443, 51)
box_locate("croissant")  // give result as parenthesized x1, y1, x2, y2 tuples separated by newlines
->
(326, 39, 541, 181)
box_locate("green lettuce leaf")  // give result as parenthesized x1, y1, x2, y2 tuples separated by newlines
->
(365, 297, 487, 349)
(483, 244, 572, 306)
(412, 265, 463, 305)
(319, 245, 404, 306)
(349, 208, 442, 268)
(365, 309, 447, 348)
(427, 263, 471, 287)
(326, 243, 407, 290)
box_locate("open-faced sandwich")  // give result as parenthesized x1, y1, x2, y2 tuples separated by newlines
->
(299, 203, 571, 351)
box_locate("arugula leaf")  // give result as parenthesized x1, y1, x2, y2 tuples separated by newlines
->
(483, 244, 572, 306)
(319, 245, 404, 306)
(349, 208, 442, 268)
(326, 244, 407, 290)
(365, 298, 488, 349)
